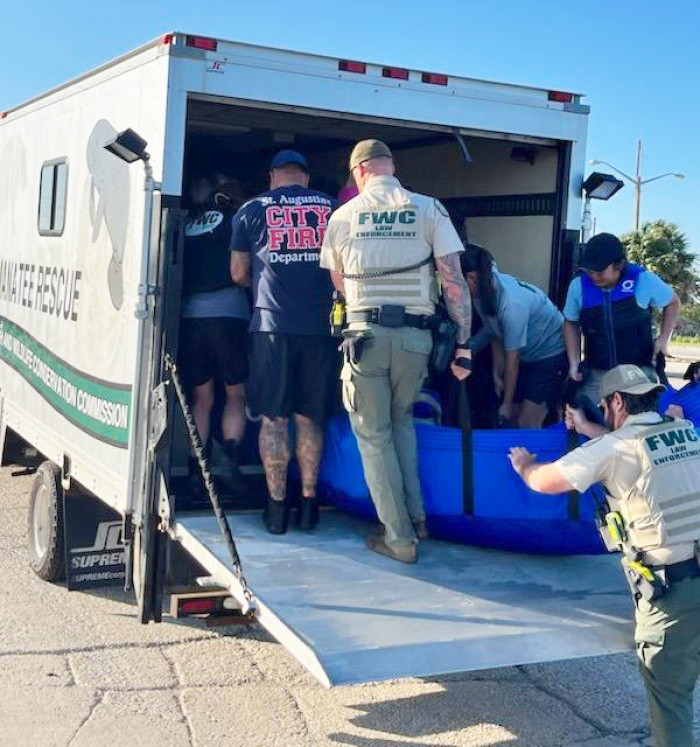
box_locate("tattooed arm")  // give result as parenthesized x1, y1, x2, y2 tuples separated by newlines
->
(435, 252, 472, 344)
(435, 252, 473, 380)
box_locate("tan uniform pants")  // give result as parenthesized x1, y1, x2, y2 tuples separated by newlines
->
(634, 573, 700, 747)
(340, 325, 431, 548)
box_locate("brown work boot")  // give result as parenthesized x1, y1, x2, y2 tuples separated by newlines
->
(413, 520, 429, 540)
(371, 520, 428, 540)
(365, 535, 417, 564)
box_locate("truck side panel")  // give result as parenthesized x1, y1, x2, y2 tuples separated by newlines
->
(0, 49, 170, 511)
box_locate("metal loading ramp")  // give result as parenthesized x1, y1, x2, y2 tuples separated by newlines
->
(172, 511, 633, 687)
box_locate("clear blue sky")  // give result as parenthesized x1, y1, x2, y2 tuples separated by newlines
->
(2, 0, 697, 254)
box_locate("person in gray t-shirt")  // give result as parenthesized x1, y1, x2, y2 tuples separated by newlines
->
(461, 245, 566, 428)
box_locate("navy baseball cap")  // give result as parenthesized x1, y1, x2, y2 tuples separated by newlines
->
(269, 149, 309, 172)
(580, 233, 626, 272)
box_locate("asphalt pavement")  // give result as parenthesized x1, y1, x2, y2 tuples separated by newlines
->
(3, 468, 700, 746)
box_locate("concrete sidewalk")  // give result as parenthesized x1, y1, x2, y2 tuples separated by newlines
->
(0, 465, 698, 746)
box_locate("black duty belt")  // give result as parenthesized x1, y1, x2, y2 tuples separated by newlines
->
(346, 306, 436, 330)
(653, 557, 700, 584)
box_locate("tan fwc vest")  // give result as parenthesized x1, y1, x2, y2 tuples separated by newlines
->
(342, 189, 438, 316)
(609, 419, 700, 555)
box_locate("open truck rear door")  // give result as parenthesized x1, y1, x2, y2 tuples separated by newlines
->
(128, 191, 184, 624)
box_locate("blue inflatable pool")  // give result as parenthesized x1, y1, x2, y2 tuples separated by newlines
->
(317, 381, 700, 555)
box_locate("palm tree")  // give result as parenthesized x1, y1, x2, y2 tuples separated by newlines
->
(621, 220, 699, 304)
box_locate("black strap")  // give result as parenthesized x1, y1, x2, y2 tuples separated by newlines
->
(655, 351, 670, 388)
(565, 427, 581, 520)
(458, 379, 474, 514)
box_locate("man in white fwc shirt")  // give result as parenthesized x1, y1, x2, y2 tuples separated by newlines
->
(321, 139, 472, 564)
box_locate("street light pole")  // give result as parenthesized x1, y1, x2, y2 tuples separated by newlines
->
(634, 140, 642, 232)
(591, 141, 684, 232)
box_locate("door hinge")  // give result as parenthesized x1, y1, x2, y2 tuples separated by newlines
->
(149, 382, 168, 450)
(134, 284, 159, 320)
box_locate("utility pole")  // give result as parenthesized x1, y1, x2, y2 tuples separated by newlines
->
(634, 140, 642, 232)
(591, 143, 685, 232)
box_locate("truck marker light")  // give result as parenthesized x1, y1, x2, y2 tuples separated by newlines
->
(181, 598, 217, 615)
(548, 91, 574, 103)
(161, 33, 174, 45)
(186, 36, 218, 52)
(338, 60, 366, 74)
(382, 67, 410, 81)
(422, 72, 448, 86)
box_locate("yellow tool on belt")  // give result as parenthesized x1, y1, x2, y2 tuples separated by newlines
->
(330, 291, 345, 337)
(605, 512, 627, 546)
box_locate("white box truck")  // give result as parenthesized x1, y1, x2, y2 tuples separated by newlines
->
(0, 32, 631, 686)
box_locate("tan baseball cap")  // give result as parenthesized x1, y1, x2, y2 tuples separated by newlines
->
(349, 139, 393, 170)
(599, 364, 665, 399)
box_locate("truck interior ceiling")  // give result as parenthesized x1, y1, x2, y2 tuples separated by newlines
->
(182, 96, 563, 292)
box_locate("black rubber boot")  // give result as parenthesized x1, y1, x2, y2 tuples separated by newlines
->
(297, 497, 320, 531)
(186, 456, 206, 503)
(219, 439, 248, 495)
(263, 498, 289, 534)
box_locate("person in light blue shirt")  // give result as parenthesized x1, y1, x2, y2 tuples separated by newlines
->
(460, 245, 566, 428)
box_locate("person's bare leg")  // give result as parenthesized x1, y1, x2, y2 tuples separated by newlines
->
(517, 399, 548, 429)
(192, 379, 215, 445)
(259, 416, 289, 501)
(294, 414, 323, 498)
(222, 384, 246, 443)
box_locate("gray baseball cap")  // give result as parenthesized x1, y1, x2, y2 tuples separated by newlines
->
(599, 364, 665, 399)
(349, 139, 392, 170)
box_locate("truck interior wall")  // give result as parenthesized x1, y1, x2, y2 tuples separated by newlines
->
(465, 215, 554, 290)
(399, 140, 558, 290)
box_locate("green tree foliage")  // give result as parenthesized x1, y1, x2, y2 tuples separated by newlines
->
(621, 220, 700, 304)
(676, 304, 700, 338)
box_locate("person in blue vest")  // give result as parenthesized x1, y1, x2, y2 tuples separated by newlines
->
(563, 233, 680, 404)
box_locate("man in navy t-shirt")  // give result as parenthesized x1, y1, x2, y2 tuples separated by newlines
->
(230, 150, 337, 534)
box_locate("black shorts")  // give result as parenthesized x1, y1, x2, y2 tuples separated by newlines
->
(248, 332, 339, 423)
(515, 351, 567, 408)
(179, 317, 249, 388)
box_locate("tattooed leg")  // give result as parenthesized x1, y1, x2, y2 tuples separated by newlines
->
(259, 416, 289, 501)
(294, 414, 323, 498)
